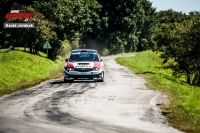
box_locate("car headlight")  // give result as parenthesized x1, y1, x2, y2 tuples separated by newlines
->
(67, 67, 74, 71)
(64, 67, 74, 71)
(64, 62, 74, 71)
(93, 67, 100, 71)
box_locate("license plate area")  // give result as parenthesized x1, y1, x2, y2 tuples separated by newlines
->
(79, 72, 86, 74)
(77, 63, 90, 68)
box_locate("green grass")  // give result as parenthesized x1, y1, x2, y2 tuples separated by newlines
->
(0, 49, 65, 96)
(114, 52, 136, 57)
(116, 51, 200, 133)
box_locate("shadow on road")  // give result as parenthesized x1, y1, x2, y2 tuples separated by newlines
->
(50, 80, 97, 84)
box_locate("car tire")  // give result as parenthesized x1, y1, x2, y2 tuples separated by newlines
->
(98, 72, 104, 82)
(64, 78, 74, 83)
(68, 80, 74, 83)
(64, 78, 67, 83)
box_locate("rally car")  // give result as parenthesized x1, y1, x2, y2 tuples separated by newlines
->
(64, 49, 104, 82)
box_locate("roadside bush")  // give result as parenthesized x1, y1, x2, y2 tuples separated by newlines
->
(101, 48, 109, 56)
(154, 20, 200, 86)
(57, 40, 72, 59)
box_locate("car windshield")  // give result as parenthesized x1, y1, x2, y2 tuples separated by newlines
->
(69, 52, 99, 62)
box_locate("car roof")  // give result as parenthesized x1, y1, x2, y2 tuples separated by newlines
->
(70, 49, 98, 54)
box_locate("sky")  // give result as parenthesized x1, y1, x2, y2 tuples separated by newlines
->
(149, 0, 200, 14)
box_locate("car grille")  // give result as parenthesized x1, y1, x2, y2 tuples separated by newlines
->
(74, 68, 93, 72)
(78, 63, 89, 65)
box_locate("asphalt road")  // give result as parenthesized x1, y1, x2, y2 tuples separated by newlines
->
(0, 56, 184, 133)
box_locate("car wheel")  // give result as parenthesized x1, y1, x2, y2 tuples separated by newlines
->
(64, 78, 67, 83)
(64, 78, 74, 83)
(68, 80, 74, 83)
(99, 72, 104, 82)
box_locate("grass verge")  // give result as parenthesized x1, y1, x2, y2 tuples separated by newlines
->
(115, 51, 200, 133)
(0, 49, 65, 96)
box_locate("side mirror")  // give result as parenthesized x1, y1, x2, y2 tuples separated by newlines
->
(65, 58, 68, 62)
(100, 58, 103, 62)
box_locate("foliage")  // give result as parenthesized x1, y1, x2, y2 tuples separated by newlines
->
(101, 48, 109, 56)
(57, 40, 72, 58)
(33, 0, 102, 58)
(1, 0, 158, 58)
(95, 0, 157, 54)
(154, 10, 200, 86)
(155, 9, 189, 24)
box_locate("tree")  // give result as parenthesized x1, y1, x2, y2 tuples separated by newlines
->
(155, 9, 189, 25)
(154, 12, 200, 85)
(2, 0, 158, 58)
(33, 0, 101, 57)
(95, 0, 156, 54)
(136, 0, 157, 51)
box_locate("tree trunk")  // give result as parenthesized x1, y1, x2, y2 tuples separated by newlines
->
(186, 73, 190, 84)
(29, 46, 33, 54)
(34, 45, 38, 54)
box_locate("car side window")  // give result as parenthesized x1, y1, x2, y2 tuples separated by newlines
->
(94, 55, 99, 61)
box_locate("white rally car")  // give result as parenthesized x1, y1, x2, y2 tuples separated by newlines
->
(64, 49, 104, 82)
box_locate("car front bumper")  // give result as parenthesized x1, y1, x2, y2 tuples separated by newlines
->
(64, 69, 103, 81)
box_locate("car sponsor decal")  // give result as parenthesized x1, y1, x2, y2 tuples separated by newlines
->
(75, 63, 92, 68)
